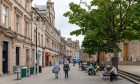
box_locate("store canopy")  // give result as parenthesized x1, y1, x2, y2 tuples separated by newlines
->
(45, 51, 50, 57)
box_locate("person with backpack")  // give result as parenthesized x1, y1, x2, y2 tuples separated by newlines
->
(63, 61, 70, 79)
(52, 64, 60, 79)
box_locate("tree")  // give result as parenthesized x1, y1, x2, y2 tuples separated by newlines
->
(64, 0, 140, 69)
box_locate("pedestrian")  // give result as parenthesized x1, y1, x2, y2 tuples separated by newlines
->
(78, 60, 82, 70)
(73, 58, 76, 66)
(52, 64, 60, 79)
(63, 61, 70, 79)
(109, 65, 117, 81)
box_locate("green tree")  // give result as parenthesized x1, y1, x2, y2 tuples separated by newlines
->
(82, 31, 114, 64)
(64, 0, 140, 69)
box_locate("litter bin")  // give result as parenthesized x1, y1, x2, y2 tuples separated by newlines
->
(21, 67, 27, 78)
(39, 66, 42, 73)
(27, 68, 30, 77)
(30, 67, 34, 75)
(13, 66, 21, 80)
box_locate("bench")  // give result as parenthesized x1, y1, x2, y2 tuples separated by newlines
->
(103, 73, 110, 79)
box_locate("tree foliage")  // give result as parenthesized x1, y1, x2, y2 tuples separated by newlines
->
(64, 0, 140, 66)
(64, 0, 140, 50)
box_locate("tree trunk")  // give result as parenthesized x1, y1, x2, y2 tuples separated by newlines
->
(97, 52, 100, 65)
(88, 53, 91, 61)
(112, 48, 119, 70)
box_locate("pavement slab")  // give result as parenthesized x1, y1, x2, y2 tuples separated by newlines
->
(0, 64, 133, 84)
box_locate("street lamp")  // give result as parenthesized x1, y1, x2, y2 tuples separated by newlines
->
(35, 16, 39, 74)
(35, 25, 38, 74)
(32, 15, 39, 74)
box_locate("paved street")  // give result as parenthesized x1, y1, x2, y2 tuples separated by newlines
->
(0, 64, 133, 84)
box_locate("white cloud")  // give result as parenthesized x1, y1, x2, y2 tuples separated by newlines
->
(32, 0, 85, 46)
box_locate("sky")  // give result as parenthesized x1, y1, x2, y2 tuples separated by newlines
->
(32, 0, 87, 46)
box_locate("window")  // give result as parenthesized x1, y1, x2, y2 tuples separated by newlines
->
(32, 49, 35, 66)
(38, 33, 40, 46)
(52, 42, 53, 49)
(34, 30, 36, 43)
(16, 14, 20, 33)
(25, 0, 29, 11)
(41, 35, 43, 47)
(25, 21, 29, 37)
(2, 5, 8, 28)
(26, 49, 30, 67)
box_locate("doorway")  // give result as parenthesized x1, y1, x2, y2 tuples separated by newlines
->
(2, 41, 9, 74)
(16, 47, 20, 66)
(124, 43, 128, 61)
(26, 49, 30, 67)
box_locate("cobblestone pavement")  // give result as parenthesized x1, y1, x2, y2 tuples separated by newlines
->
(0, 64, 133, 84)
(119, 65, 140, 76)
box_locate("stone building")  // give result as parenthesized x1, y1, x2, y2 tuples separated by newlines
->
(60, 37, 80, 63)
(31, 7, 46, 73)
(91, 40, 140, 65)
(0, 0, 32, 75)
(33, 0, 61, 65)
(0, 0, 80, 76)
(118, 41, 140, 62)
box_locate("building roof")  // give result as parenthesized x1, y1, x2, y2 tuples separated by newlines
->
(34, 5, 47, 11)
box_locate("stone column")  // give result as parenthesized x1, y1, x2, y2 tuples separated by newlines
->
(9, 40, 13, 74)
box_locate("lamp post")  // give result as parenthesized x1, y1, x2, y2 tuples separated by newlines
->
(35, 26, 38, 74)
(32, 16, 39, 74)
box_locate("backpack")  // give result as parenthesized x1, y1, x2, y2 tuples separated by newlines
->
(52, 68, 55, 73)
(64, 64, 69, 71)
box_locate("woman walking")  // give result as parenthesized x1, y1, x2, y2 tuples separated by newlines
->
(63, 61, 70, 79)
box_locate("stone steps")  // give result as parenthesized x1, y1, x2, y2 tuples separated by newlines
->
(118, 70, 140, 84)
(119, 61, 140, 65)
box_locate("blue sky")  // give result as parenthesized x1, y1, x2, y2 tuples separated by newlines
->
(32, 0, 86, 46)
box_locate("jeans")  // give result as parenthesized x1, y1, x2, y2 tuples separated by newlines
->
(110, 72, 117, 81)
(64, 71, 69, 79)
(55, 72, 59, 79)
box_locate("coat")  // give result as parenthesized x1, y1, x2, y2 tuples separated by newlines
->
(52, 64, 60, 73)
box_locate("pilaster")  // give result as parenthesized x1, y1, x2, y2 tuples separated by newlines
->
(0, 35, 3, 76)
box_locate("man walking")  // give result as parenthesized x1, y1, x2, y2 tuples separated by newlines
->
(63, 61, 70, 79)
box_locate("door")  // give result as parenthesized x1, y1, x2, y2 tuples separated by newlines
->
(124, 43, 128, 61)
(26, 49, 30, 67)
(45, 56, 49, 66)
(2, 41, 8, 74)
(16, 47, 20, 66)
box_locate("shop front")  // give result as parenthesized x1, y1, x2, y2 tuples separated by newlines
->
(44, 51, 50, 66)
(37, 48, 43, 73)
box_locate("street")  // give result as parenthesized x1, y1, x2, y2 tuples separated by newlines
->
(0, 64, 133, 84)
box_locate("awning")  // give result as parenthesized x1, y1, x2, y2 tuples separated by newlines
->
(44, 51, 50, 57)
(45, 49, 59, 56)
